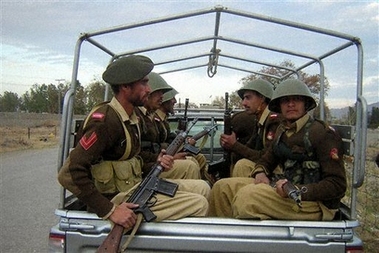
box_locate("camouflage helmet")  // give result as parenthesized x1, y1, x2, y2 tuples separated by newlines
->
(162, 88, 179, 103)
(102, 55, 154, 85)
(237, 79, 273, 100)
(147, 72, 172, 94)
(269, 79, 317, 113)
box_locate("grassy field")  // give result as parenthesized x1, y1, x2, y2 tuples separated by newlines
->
(1, 112, 378, 251)
(0, 112, 60, 152)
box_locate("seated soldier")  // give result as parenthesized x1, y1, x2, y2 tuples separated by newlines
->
(210, 79, 346, 221)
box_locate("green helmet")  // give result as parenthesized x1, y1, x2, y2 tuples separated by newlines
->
(237, 79, 273, 100)
(162, 88, 178, 103)
(147, 72, 172, 94)
(269, 79, 317, 113)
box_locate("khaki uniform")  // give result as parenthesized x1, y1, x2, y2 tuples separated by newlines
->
(155, 109, 210, 180)
(136, 107, 201, 179)
(58, 98, 209, 219)
(231, 108, 281, 177)
(209, 114, 346, 221)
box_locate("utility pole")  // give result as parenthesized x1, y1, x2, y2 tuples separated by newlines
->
(55, 79, 65, 114)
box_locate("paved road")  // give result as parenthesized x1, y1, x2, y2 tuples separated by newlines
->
(0, 147, 60, 253)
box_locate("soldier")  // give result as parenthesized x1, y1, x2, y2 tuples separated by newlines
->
(155, 87, 212, 183)
(210, 79, 346, 221)
(136, 72, 201, 179)
(58, 56, 209, 231)
(220, 79, 281, 177)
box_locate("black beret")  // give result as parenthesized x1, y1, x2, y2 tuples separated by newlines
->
(102, 55, 154, 85)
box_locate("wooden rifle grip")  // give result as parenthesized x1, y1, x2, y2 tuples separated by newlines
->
(97, 224, 124, 253)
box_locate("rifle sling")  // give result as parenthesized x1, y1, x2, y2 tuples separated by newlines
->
(120, 213, 143, 252)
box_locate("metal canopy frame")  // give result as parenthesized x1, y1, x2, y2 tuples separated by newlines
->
(59, 5, 367, 218)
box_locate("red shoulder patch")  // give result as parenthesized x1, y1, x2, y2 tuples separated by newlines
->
(92, 112, 105, 120)
(79, 132, 98, 150)
(266, 131, 275, 140)
(269, 114, 278, 119)
(330, 148, 339, 160)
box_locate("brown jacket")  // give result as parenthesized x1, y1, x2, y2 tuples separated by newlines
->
(254, 115, 346, 209)
(231, 108, 281, 163)
(61, 98, 141, 217)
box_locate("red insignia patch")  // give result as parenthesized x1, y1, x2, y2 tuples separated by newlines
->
(330, 148, 339, 160)
(79, 132, 98, 150)
(266, 131, 275, 140)
(92, 112, 104, 120)
(269, 114, 278, 119)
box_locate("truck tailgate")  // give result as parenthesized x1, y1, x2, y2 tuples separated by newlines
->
(56, 210, 361, 253)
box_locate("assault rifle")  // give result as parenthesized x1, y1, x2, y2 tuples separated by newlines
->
(97, 119, 198, 253)
(208, 92, 232, 179)
(271, 174, 308, 208)
(182, 124, 218, 155)
(177, 98, 189, 131)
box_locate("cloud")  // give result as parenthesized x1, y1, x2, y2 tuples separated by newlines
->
(1, 1, 378, 109)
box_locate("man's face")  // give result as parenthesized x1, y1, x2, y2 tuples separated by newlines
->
(161, 97, 177, 114)
(129, 77, 151, 106)
(241, 91, 265, 115)
(279, 95, 307, 122)
(145, 90, 164, 110)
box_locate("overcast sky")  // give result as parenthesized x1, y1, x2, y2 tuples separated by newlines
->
(1, 0, 378, 109)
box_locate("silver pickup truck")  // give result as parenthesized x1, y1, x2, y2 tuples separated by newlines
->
(49, 6, 367, 253)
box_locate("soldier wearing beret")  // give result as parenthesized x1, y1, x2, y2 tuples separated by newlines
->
(210, 79, 346, 221)
(58, 56, 209, 231)
(136, 72, 201, 179)
(220, 79, 281, 177)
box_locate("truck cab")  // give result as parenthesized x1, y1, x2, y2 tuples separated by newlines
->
(49, 6, 367, 252)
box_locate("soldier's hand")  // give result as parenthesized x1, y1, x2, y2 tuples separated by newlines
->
(173, 152, 187, 160)
(158, 149, 174, 171)
(220, 132, 237, 149)
(109, 203, 139, 229)
(275, 179, 288, 198)
(254, 172, 270, 184)
(186, 137, 196, 146)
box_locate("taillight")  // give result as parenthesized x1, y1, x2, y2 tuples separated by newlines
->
(346, 246, 364, 253)
(48, 233, 65, 253)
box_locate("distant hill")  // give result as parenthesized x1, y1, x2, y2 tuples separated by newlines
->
(330, 102, 379, 119)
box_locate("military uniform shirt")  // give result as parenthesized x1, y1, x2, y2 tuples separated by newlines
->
(68, 97, 140, 217)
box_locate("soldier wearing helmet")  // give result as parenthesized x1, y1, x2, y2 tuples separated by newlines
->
(136, 72, 202, 180)
(209, 79, 346, 221)
(220, 79, 281, 177)
(58, 56, 209, 231)
(155, 87, 214, 184)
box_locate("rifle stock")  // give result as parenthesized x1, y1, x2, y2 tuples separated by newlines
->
(97, 119, 198, 253)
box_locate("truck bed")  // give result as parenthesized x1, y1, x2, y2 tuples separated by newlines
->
(51, 208, 362, 253)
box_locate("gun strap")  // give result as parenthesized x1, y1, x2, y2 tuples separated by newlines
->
(120, 213, 143, 252)
(198, 134, 208, 150)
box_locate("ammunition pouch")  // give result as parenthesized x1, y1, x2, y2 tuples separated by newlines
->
(91, 156, 143, 194)
(283, 159, 320, 185)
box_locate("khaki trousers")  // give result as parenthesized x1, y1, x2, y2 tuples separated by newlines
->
(209, 177, 336, 221)
(113, 179, 210, 221)
(160, 158, 201, 179)
(232, 158, 256, 177)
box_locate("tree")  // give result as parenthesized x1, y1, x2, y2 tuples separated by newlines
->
(85, 81, 106, 111)
(0, 91, 21, 112)
(369, 107, 379, 128)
